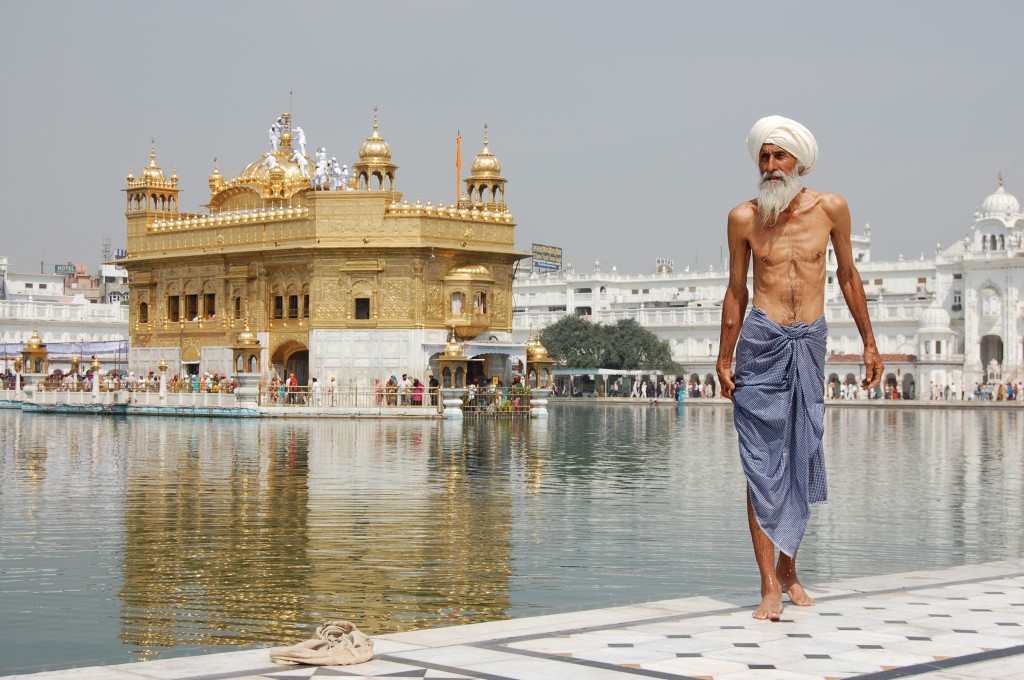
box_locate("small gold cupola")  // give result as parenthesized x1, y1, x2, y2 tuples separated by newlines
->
(208, 156, 223, 195)
(140, 140, 166, 183)
(465, 123, 507, 211)
(353, 106, 398, 191)
(124, 140, 180, 215)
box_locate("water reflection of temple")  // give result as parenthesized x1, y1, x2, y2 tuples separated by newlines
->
(119, 419, 312, 650)
(117, 418, 514, 650)
(303, 420, 512, 630)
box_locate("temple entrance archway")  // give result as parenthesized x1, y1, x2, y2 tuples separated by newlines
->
(980, 335, 1003, 374)
(901, 373, 916, 400)
(271, 340, 309, 387)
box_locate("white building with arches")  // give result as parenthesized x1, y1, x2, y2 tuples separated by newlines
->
(513, 179, 1024, 398)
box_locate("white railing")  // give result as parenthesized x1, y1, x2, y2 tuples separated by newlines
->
(261, 385, 441, 410)
(0, 300, 128, 323)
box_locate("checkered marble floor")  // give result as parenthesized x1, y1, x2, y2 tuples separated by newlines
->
(12, 560, 1024, 680)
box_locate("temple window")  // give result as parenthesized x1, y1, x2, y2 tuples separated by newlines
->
(355, 297, 370, 319)
(273, 296, 284, 320)
(233, 297, 242, 319)
(204, 293, 216, 320)
(168, 296, 180, 322)
(185, 294, 199, 321)
(451, 291, 465, 315)
(139, 302, 149, 324)
(303, 294, 310, 319)
(473, 292, 487, 314)
(288, 294, 299, 319)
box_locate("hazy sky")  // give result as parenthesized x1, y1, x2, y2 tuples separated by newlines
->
(2, 1, 1022, 276)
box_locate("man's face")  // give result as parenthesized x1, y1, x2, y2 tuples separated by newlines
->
(758, 144, 799, 181)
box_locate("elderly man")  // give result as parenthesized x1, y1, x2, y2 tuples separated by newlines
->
(717, 116, 883, 620)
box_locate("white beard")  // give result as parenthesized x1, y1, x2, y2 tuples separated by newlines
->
(757, 170, 804, 225)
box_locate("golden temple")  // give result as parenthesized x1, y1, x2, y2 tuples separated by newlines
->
(122, 110, 529, 387)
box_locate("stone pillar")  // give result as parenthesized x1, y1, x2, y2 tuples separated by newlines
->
(530, 388, 551, 418)
(158, 358, 168, 404)
(440, 387, 466, 419)
(234, 373, 260, 408)
(91, 356, 101, 404)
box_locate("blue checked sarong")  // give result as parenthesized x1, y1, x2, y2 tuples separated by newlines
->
(733, 307, 828, 557)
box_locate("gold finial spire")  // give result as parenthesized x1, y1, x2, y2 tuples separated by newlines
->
(373, 105, 379, 135)
(483, 122, 489, 150)
(141, 139, 166, 183)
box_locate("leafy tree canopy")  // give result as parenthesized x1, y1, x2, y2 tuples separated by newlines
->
(538, 316, 679, 372)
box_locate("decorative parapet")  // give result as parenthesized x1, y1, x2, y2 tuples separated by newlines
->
(148, 206, 310, 232)
(385, 199, 514, 224)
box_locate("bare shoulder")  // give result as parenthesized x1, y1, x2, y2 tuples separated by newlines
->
(807, 189, 849, 218)
(728, 199, 758, 232)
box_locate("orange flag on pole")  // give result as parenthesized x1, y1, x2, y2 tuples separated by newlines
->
(456, 130, 462, 204)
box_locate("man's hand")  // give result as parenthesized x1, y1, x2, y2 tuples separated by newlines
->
(717, 361, 735, 401)
(861, 346, 884, 389)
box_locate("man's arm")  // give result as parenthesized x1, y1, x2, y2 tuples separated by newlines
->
(716, 206, 753, 400)
(827, 194, 884, 389)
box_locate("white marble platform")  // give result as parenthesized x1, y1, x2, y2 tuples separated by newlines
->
(9, 560, 1024, 680)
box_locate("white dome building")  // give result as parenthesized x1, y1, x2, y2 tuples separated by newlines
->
(513, 175, 1024, 398)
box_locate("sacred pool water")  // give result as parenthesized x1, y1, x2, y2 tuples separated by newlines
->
(0, 404, 1020, 674)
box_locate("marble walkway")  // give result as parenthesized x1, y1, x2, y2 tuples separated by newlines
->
(11, 560, 1024, 680)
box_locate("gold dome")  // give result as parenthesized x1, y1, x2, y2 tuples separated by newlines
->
(235, 153, 308, 184)
(470, 124, 502, 177)
(444, 335, 465, 357)
(358, 106, 392, 161)
(140, 141, 166, 183)
(126, 167, 135, 183)
(236, 323, 259, 346)
(446, 264, 492, 280)
(525, 331, 549, 361)
(26, 329, 43, 349)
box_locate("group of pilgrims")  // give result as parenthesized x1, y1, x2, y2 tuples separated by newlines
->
(263, 116, 353, 191)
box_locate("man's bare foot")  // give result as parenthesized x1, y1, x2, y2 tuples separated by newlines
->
(783, 580, 816, 607)
(753, 589, 783, 620)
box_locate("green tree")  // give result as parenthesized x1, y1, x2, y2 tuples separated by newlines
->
(539, 316, 679, 372)
(538, 315, 601, 368)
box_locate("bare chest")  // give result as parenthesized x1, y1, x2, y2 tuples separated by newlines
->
(749, 218, 830, 271)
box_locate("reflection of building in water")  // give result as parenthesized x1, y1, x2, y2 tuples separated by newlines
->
(121, 111, 529, 387)
(303, 420, 513, 631)
(813, 408, 1023, 576)
(514, 178, 1024, 395)
(118, 419, 311, 650)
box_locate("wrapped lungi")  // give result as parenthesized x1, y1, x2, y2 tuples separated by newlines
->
(733, 307, 828, 557)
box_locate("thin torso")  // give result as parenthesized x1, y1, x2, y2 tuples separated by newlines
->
(745, 189, 832, 326)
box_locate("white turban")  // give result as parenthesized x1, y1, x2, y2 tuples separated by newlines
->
(747, 115, 818, 176)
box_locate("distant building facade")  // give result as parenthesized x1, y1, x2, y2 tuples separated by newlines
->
(0, 257, 130, 373)
(513, 180, 1024, 397)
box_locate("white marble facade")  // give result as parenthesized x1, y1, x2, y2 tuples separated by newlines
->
(513, 180, 1024, 393)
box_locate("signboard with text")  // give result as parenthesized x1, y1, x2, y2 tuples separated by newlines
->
(531, 243, 562, 271)
(54, 265, 76, 275)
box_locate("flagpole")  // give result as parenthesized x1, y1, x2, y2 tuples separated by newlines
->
(456, 130, 462, 205)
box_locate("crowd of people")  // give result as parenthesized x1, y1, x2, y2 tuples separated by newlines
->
(0, 369, 238, 394)
(372, 373, 439, 406)
(553, 378, 718, 400)
(263, 371, 442, 407)
(926, 381, 1020, 401)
